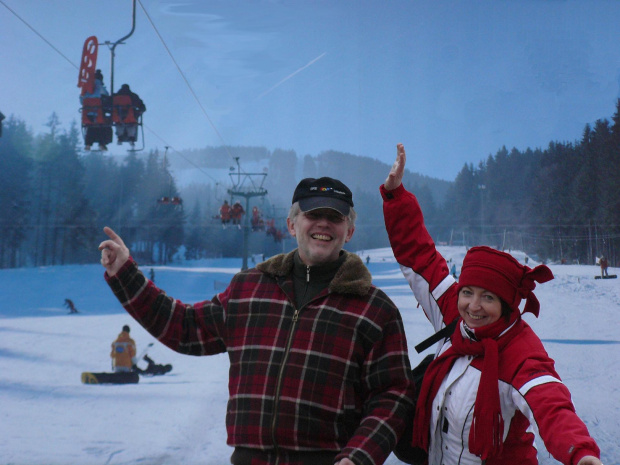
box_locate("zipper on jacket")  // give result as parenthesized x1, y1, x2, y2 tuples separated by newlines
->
(270, 307, 300, 456)
(306, 265, 310, 282)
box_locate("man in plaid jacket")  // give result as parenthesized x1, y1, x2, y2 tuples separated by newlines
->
(99, 177, 415, 465)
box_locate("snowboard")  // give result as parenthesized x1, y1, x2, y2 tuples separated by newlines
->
(81, 371, 139, 385)
(77, 36, 98, 95)
(594, 275, 617, 279)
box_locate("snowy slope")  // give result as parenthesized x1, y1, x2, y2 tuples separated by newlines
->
(0, 247, 618, 465)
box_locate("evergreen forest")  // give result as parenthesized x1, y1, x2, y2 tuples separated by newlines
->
(1, 100, 619, 269)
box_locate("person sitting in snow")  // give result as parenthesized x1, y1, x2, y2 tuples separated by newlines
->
(381, 143, 603, 465)
(99, 176, 414, 465)
(110, 325, 136, 373)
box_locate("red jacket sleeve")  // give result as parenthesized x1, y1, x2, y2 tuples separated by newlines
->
(509, 342, 601, 465)
(381, 183, 459, 331)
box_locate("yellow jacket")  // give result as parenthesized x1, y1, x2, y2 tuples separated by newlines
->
(110, 331, 136, 370)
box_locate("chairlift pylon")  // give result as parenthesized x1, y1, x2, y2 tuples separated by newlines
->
(156, 146, 183, 208)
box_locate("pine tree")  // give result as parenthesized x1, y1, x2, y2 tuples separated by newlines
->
(0, 117, 33, 267)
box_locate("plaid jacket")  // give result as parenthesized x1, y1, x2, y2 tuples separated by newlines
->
(106, 250, 415, 465)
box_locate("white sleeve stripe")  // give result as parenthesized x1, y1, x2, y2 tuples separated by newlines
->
(399, 265, 455, 299)
(400, 265, 453, 331)
(519, 375, 563, 395)
(432, 275, 456, 300)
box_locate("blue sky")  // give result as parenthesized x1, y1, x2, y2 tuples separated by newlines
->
(3, 0, 620, 180)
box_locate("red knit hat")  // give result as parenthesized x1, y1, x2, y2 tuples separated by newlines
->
(457, 246, 554, 317)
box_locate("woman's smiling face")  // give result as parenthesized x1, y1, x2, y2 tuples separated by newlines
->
(457, 285, 503, 328)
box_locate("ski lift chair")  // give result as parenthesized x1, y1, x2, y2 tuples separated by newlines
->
(157, 196, 183, 208)
(81, 97, 107, 125)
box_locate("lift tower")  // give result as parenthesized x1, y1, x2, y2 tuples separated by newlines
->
(228, 158, 268, 270)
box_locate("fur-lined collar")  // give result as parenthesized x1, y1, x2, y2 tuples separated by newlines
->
(256, 249, 372, 296)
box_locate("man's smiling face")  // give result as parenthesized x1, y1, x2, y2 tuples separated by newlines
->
(287, 208, 355, 266)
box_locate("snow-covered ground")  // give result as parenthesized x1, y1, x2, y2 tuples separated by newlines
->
(0, 247, 618, 465)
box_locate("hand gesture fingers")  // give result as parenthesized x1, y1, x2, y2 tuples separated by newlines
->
(577, 457, 603, 465)
(384, 143, 407, 191)
(98, 226, 130, 276)
(99, 226, 126, 248)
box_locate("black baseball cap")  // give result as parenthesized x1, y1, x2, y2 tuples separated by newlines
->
(292, 177, 354, 216)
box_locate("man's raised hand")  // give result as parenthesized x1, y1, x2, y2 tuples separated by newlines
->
(384, 143, 407, 191)
(98, 226, 130, 277)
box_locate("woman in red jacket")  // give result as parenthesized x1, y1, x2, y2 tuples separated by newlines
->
(381, 144, 603, 465)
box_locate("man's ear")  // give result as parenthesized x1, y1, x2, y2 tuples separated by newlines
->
(286, 217, 296, 237)
(344, 225, 355, 243)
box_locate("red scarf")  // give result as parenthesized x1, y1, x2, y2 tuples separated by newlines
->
(412, 316, 524, 460)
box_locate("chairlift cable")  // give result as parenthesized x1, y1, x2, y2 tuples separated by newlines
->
(137, 0, 239, 166)
(143, 125, 218, 183)
(4, 0, 248, 181)
(0, 0, 78, 70)
(3, 0, 217, 183)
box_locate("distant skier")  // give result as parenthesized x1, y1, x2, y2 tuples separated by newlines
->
(64, 298, 78, 314)
(599, 255, 609, 278)
(110, 325, 136, 372)
(450, 263, 457, 279)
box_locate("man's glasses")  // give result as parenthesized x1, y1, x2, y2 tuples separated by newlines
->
(303, 210, 346, 224)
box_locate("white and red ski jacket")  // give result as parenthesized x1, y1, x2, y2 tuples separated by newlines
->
(381, 183, 600, 465)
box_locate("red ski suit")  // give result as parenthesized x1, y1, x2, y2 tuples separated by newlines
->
(381, 183, 600, 465)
